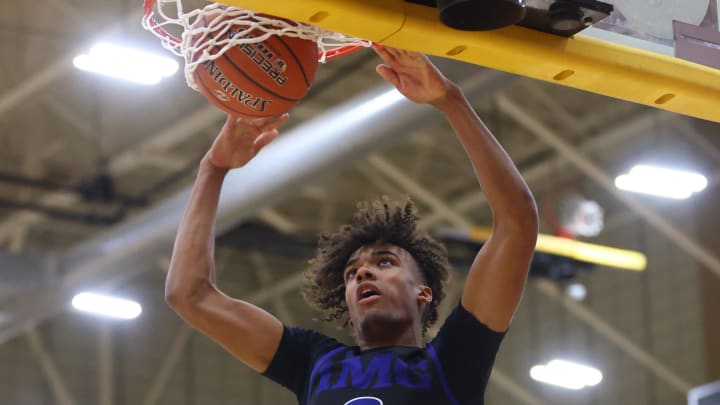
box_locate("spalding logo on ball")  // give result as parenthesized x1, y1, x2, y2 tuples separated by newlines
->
(344, 397, 384, 405)
(191, 12, 318, 118)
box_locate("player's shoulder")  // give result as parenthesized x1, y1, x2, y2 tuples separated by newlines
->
(430, 303, 506, 346)
(282, 325, 347, 356)
(283, 324, 337, 341)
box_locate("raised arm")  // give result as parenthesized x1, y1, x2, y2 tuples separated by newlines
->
(165, 113, 288, 372)
(374, 46, 538, 332)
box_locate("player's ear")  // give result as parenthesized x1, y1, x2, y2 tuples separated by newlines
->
(347, 318, 358, 337)
(417, 285, 432, 304)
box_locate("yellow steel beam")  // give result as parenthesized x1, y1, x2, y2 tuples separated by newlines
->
(222, 0, 405, 42)
(467, 226, 647, 271)
(221, 0, 720, 123)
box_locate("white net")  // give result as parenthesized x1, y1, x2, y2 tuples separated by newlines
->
(142, 0, 372, 90)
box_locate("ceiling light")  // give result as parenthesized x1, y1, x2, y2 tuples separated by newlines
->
(566, 282, 587, 301)
(73, 42, 179, 85)
(530, 359, 603, 390)
(71, 292, 142, 319)
(615, 164, 708, 200)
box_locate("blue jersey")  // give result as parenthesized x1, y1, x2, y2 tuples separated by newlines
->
(263, 304, 505, 405)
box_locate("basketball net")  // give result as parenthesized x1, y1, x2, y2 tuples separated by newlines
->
(142, 0, 372, 90)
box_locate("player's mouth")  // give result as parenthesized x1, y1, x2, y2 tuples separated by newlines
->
(356, 283, 381, 304)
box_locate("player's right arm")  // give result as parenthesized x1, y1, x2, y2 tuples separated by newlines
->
(165, 114, 288, 373)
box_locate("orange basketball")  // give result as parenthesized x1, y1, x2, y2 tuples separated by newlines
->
(191, 13, 318, 117)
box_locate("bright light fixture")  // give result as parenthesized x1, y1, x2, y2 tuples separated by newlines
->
(73, 42, 179, 85)
(530, 359, 603, 390)
(615, 164, 707, 200)
(71, 292, 142, 319)
(566, 282, 587, 301)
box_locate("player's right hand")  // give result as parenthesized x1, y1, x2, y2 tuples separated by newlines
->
(373, 45, 455, 107)
(206, 113, 289, 169)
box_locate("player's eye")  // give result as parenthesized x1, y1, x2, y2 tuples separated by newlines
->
(378, 258, 392, 267)
(345, 269, 357, 281)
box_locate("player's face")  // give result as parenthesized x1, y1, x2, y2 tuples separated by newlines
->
(343, 243, 431, 339)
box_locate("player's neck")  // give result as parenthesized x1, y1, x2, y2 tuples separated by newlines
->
(356, 322, 423, 351)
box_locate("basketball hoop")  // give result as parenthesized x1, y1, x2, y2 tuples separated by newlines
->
(142, 0, 372, 90)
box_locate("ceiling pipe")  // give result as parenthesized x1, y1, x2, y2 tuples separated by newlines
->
(0, 69, 513, 344)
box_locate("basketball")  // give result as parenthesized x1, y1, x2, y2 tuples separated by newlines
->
(191, 13, 319, 117)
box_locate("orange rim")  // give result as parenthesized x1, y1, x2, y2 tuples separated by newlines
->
(319, 45, 365, 61)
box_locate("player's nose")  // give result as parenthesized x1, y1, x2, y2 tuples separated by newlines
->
(355, 265, 376, 281)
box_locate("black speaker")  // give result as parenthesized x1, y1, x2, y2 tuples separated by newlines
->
(438, 0, 526, 31)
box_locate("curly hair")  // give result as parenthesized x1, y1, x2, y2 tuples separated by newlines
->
(303, 197, 451, 335)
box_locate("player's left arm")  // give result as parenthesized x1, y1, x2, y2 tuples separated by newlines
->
(373, 45, 538, 332)
(440, 92, 537, 332)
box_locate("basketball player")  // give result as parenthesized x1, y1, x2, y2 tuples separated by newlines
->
(166, 45, 538, 404)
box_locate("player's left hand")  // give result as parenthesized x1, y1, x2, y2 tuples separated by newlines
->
(207, 113, 289, 170)
(373, 44, 454, 106)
